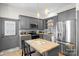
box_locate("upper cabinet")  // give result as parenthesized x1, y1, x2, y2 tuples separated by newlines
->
(19, 15, 43, 30)
(38, 19, 43, 30)
(58, 8, 76, 21)
(19, 16, 30, 29)
(43, 20, 48, 29)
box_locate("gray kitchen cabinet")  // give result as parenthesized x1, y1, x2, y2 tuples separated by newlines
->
(58, 8, 76, 21)
(43, 20, 47, 29)
(38, 19, 43, 30)
(47, 46, 59, 56)
(43, 34, 52, 41)
(20, 15, 43, 30)
(19, 16, 30, 29)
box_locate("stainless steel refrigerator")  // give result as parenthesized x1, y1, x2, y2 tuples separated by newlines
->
(56, 19, 76, 56)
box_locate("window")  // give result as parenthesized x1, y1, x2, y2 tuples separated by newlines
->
(4, 21, 16, 35)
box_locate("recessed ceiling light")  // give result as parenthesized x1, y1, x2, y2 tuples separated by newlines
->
(45, 8, 49, 15)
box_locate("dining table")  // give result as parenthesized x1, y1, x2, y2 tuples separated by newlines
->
(25, 38, 59, 56)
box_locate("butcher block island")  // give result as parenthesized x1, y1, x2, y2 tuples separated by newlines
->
(25, 39, 60, 56)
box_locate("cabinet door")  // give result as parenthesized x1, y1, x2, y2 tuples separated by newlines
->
(43, 34, 51, 41)
(58, 8, 76, 21)
(38, 20, 43, 30)
(43, 20, 47, 29)
(20, 16, 30, 29)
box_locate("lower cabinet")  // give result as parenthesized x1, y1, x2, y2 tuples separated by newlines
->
(47, 46, 60, 56)
(43, 34, 51, 41)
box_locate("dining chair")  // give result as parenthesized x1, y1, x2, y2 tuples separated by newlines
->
(21, 34, 36, 56)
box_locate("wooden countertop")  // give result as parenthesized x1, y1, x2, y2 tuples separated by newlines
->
(25, 39, 59, 54)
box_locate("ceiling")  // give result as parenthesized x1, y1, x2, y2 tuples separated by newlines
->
(0, 3, 76, 19)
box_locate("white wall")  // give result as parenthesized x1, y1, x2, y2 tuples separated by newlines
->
(0, 4, 36, 19)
